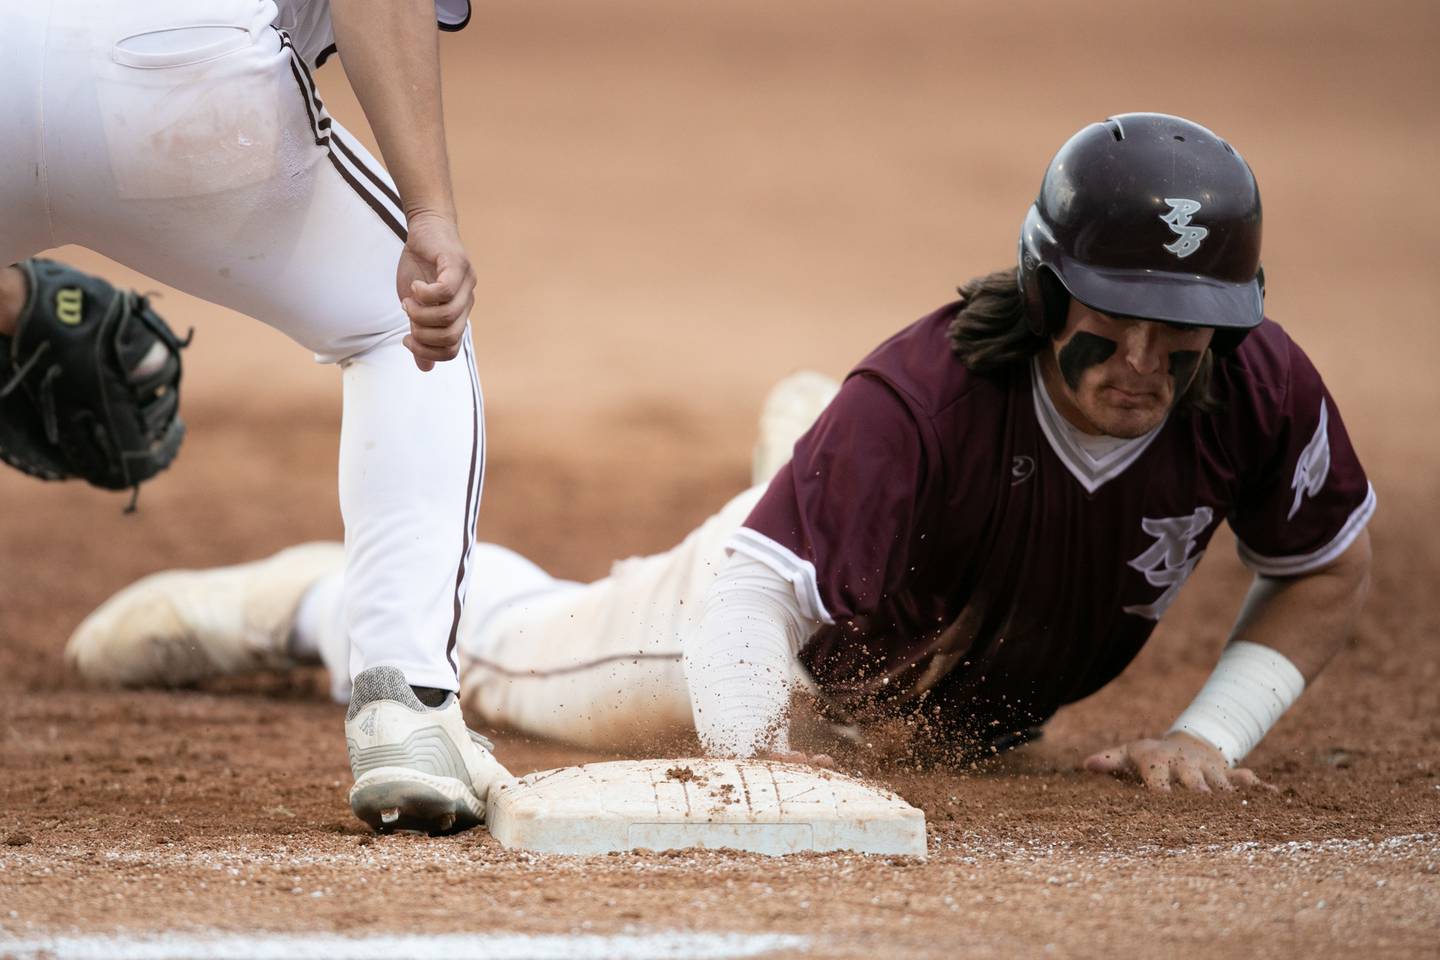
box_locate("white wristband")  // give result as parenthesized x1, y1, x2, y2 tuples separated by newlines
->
(1167, 641, 1305, 767)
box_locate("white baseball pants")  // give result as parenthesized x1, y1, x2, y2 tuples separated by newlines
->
(1, 0, 483, 690)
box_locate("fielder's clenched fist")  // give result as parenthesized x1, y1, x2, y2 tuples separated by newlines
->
(398, 212, 476, 371)
(1082, 731, 1275, 793)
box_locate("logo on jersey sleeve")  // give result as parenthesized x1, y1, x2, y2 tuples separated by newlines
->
(1159, 198, 1208, 259)
(1122, 506, 1214, 620)
(1288, 399, 1330, 520)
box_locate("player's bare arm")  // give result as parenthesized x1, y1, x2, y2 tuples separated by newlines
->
(330, 0, 475, 371)
(0, 265, 23, 335)
(1085, 529, 1372, 792)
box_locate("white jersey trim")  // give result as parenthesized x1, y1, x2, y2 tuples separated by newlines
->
(1030, 357, 1166, 494)
(726, 528, 833, 625)
(1235, 483, 1376, 576)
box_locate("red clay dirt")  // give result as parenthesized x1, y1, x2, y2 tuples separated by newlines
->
(1, 1, 1437, 957)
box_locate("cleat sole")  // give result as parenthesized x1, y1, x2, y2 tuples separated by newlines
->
(349, 768, 483, 836)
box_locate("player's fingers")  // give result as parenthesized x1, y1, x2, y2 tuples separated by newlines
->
(404, 333, 462, 365)
(1174, 763, 1210, 793)
(408, 333, 464, 361)
(1082, 747, 1128, 775)
(409, 310, 468, 346)
(409, 276, 455, 306)
(1228, 768, 1277, 792)
(759, 749, 834, 769)
(410, 255, 471, 306)
(760, 750, 804, 764)
(1201, 764, 1236, 792)
(434, 253, 469, 296)
(404, 300, 473, 355)
(1136, 752, 1173, 792)
(403, 335, 437, 372)
(403, 298, 468, 329)
(407, 344, 458, 365)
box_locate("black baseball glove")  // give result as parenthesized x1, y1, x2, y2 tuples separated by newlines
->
(0, 259, 189, 508)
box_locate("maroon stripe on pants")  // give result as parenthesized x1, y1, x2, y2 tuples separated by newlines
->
(446, 336, 484, 676)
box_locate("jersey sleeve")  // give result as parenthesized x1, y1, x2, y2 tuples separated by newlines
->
(1228, 335, 1375, 575)
(728, 373, 934, 624)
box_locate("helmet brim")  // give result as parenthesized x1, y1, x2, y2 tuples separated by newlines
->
(1052, 257, 1263, 331)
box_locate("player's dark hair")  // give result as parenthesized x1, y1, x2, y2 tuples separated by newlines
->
(947, 268, 1220, 415)
(946, 269, 1046, 371)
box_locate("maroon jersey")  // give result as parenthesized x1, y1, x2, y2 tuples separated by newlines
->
(731, 303, 1374, 742)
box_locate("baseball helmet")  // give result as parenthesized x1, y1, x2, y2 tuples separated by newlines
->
(1018, 113, 1264, 350)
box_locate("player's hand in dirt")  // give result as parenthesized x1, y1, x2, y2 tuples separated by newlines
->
(759, 749, 836, 769)
(397, 212, 476, 372)
(1082, 731, 1276, 793)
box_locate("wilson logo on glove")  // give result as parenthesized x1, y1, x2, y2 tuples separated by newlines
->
(55, 287, 85, 326)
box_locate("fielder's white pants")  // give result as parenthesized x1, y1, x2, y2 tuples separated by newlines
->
(305, 486, 767, 748)
(1, 0, 482, 690)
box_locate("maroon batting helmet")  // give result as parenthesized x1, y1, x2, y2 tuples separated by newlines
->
(1018, 113, 1264, 350)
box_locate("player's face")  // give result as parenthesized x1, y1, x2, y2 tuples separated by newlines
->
(1039, 300, 1215, 438)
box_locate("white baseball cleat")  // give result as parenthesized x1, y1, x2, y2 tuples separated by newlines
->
(65, 542, 345, 688)
(751, 370, 841, 486)
(345, 665, 512, 834)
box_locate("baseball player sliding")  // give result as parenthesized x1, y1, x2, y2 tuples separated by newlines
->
(2, 0, 509, 835)
(69, 114, 1374, 822)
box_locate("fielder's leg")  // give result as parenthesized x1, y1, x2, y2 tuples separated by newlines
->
(37, 1, 499, 832)
(44, 9, 483, 694)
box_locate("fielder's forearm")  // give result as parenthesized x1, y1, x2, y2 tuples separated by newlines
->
(684, 553, 814, 757)
(330, 0, 457, 222)
(0, 266, 26, 335)
(1169, 529, 1371, 763)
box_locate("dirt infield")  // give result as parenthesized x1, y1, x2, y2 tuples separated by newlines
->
(1, 1, 1437, 956)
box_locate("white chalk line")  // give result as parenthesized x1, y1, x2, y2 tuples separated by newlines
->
(0, 931, 809, 960)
